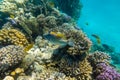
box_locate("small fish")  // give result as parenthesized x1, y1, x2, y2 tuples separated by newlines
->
(85, 22, 89, 26)
(24, 43, 34, 52)
(43, 33, 74, 47)
(74, 25, 81, 30)
(10, 15, 15, 19)
(6, 17, 17, 25)
(91, 34, 101, 44)
(48, 1, 55, 8)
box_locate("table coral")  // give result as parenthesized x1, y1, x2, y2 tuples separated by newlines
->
(0, 29, 29, 47)
(0, 45, 25, 76)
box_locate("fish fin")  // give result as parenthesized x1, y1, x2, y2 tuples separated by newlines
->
(68, 41, 74, 47)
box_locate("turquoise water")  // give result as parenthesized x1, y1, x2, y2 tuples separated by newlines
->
(78, 0, 120, 53)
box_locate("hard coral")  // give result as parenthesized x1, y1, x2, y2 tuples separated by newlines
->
(0, 45, 25, 76)
(88, 51, 111, 67)
(0, 1, 17, 14)
(0, 29, 29, 47)
(54, 0, 82, 20)
(50, 27, 92, 56)
(78, 59, 92, 80)
(65, 29, 92, 56)
(55, 57, 92, 80)
(94, 62, 120, 80)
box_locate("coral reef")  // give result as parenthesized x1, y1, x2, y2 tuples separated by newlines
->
(90, 43, 115, 53)
(3, 76, 14, 80)
(0, 0, 28, 16)
(0, 45, 26, 77)
(65, 29, 92, 56)
(0, 0, 120, 80)
(54, 0, 82, 20)
(0, 28, 29, 47)
(88, 51, 111, 67)
(49, 26, 92, 56)
(94, 62, 120, 80)
(16, 69, 76, 80)
(56, 58, 92, 80)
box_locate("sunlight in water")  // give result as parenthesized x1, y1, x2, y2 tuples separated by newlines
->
(78, 0, 120, 52)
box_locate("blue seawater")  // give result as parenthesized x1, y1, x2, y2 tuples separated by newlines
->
(78, 0, 120, 53)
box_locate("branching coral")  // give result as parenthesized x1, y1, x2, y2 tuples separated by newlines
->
(78, 59, 93, 80)
(37, 13, 72, 29)
(87, 51, 111, 67)
(54, 0, 82, 20)
(65, 30, 92, 56)
(0, 0, 17, 14)
(0, 0, 28, 15)
(0, 45, 26, 76)
(49, 26, 92, 56)
(0, 28, 29, 47)
(53, 57, 92, 80)
(94, 62, 120, 80)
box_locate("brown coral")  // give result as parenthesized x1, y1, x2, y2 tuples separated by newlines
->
(55, 57, 92, 80)
(78, 59, 93, 80)
(48, 26, 92, 56)
(0, 28, 29, 47)
(65, 29, 92, 55)
(87, 51, 111, 67)
(0, 45, 26, 76)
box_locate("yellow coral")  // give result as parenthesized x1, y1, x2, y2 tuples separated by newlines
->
(78, 59, 93, 80)
(0, 29, 29, 47)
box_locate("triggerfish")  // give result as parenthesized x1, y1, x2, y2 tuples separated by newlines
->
(91, 34, 101, 44)
(43, 32, 74, 47)
(50, 31, 66, 39)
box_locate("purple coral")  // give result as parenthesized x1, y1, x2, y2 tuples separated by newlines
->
(95, 63, 120, 80)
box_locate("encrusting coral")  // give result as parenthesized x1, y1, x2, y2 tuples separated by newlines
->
(0, 28, 29, 47)
(0, 45, 26, 77)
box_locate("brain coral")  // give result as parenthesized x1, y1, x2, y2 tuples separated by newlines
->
(0, 29, 29, 47)
(0, 45, 26, 75)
